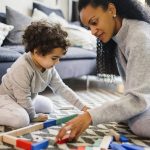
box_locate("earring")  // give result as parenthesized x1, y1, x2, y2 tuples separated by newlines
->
(113, 14, 116, 18)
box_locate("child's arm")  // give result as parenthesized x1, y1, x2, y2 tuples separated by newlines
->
(49, 68, 87, 110)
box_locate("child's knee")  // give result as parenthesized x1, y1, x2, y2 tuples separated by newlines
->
(12, 113, 30, 129)
(34, 96, 54, 113)
(128, 117, 150, 138)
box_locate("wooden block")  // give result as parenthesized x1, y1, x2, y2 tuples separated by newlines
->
(32, 139, 49, 150)
(110, 142, 126, 150)
(3, 134, 17, 146)
(99, 135, 113, 150)
(43, 119, 56, 128)
(122, 143, 145, 150)
(109, 129, 128, 142)
(16, 139, 32, 150)
(77, 146, 100, 150)
(56, 114, 78, 125)
(57, 135, 70, 145)
(109, 129, 120, 141)
(0, 122, 43, 141)
(77, 146, 85, 150)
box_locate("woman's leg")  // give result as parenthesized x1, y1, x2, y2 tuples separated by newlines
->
(0, 95, 30, 129)
(128, 107, 150, 138)
(33, 95, 54, 113)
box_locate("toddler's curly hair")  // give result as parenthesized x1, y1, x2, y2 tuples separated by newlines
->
(23, 21, 70, 56)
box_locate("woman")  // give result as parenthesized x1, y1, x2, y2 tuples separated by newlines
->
(56, 0, 150, 141)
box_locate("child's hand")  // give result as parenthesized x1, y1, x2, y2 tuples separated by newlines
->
(82, 106, 90, 112)
(32, 113, 48, 122)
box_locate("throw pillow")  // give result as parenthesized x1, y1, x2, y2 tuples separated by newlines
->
(32, 8, 48, 21)
(0, 22, 14, 46)
(6, 6, 31, 45)
(48, 12, 69, 27)
(33, 2, 64, 18)
(66, 27, 96, 50)
(32, 9, 68, 27)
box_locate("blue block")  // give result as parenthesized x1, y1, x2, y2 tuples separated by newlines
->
(43, 119, 56, 128)
(110, 142, 127, 150)
(32, 139, 49, 150)
(120, 135, 129, 142)
(122, 143, 144, 150)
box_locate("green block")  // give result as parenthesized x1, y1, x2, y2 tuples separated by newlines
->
(85, 147, 93, 150)
(56, 114, 78, 125)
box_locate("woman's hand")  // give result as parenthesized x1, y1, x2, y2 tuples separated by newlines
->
(55, 112, 92, 142)
(32, 113, 48, 122)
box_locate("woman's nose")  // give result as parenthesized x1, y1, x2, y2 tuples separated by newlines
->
(90, 26, 97, 36)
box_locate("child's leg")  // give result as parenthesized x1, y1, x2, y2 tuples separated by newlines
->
(128, 107, 150, 138)
(0, 95, 30, 128)
(33, 95, 54, 113)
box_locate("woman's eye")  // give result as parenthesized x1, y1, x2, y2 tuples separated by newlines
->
(91, 19, 98, 26)
(91, 21, 97, 25)
(52, 58, 57, 61)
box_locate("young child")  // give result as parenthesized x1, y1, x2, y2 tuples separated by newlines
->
(0, 21, 88, 129)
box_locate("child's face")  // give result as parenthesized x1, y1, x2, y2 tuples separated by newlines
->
(32, 48, 65, 71)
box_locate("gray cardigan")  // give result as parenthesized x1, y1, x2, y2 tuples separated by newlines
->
(88, 18, 150, 125)
(0, 52, 85, 119)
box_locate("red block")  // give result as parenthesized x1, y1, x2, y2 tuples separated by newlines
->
(16, 139, 32, 150)
(57, 137, 69, 144)
(77, 146, 85, 150)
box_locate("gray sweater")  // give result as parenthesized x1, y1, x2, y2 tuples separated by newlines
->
(88, 18, 150, 125)
(0, 52, 85, 120)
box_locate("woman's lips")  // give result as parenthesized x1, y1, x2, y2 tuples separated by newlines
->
(98, 33, 105, 41)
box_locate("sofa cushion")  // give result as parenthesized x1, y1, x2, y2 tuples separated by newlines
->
(0, 47, 21, 62)
(33, 2, 64, 18)
(0, 13, 6, 23)
(6, 6, 31, 45)
(0, 22, 14, 46)
(3, 45, 25, 54)
(61, 47, 96, 60)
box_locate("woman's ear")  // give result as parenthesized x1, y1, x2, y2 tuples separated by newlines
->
(108, 3, 117, 17)
(33, 48, 38, 54)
